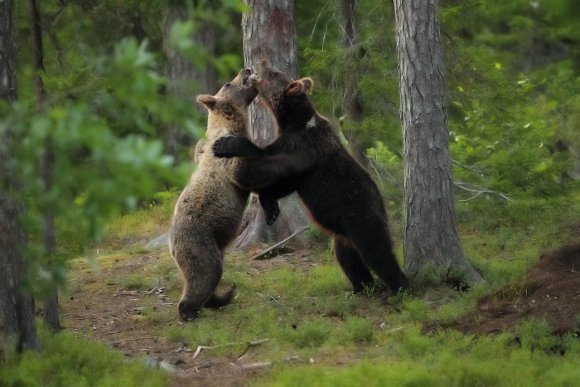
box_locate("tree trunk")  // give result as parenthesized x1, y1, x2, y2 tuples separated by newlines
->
(337, 0, 369, 169)
(393, 0, 482, 285)
(162, 4, 218, 159)
(236, 0, 310, 248)
(0, 0, 40, 352)
(30, 0, 60, 332)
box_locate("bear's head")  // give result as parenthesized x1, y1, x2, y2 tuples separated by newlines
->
(249, 60, 314, 126)
(215, 67, 257, 107)
(196, 68, 257, 138)
(196, 94, 246, 138)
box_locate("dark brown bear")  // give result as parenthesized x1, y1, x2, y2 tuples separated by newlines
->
(212, 60, 408, 294)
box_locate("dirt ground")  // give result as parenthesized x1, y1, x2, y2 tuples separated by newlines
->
(457, 242, 580, 335)
(61, 252, 269, 387)
(61, 242, 580, 386)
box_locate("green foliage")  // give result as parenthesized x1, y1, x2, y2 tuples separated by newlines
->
(3, 0, 247, 299)
(0, 329, 167, 387)
(299, 0, 579, 205)
(1, 36, 190, 295)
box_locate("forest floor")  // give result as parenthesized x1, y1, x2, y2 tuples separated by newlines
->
(60, 234, 580, 386)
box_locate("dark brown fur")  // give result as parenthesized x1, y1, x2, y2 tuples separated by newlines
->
(212, 61, 408, 293)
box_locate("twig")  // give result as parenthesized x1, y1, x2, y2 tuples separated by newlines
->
(236, 338, 271, 361)
(240, 361, 272, 370)
(384, 326, 409, 334)
(144, 279, 162, 295)
(451, 159, 488, 176)
(112, 289, 139, 297)
(455, 181, 513, 202)
(251, 226, 308, 260)
(191, 338, 270, 361)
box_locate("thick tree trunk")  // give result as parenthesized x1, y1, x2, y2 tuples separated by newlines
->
(162, 4, 218, 159)
(337, 0, 369, 169)
(30, 0, 60, 332)
(0, 0, 40, 352)
(236, 0, 309, 248)
(393, 0, 482, 285)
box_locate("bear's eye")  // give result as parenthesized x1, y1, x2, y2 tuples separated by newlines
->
(225, 83, 231, 88)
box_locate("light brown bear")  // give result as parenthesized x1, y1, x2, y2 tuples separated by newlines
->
(169, 68, 262, 321)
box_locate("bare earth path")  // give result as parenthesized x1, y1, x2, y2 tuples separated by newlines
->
(61, 251, 274, 387)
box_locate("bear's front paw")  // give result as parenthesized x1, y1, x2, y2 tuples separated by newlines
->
(212, 136, 240, 158)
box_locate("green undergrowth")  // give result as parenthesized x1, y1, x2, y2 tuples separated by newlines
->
(0, 328, 167, 387)
(257, 327, 580, 387)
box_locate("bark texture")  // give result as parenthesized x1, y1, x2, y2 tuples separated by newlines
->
(162, 4, 218, 158)
(0, 0, 40, 352)
(337, 0, 369, 168)
(236, 0, 309, 248)
(393, 0, 482, 284)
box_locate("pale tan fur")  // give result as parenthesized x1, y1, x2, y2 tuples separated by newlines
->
(168, 70, 257, 320)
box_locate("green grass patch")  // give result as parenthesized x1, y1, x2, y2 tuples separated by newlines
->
(260, 327, 580, 387)
(0, 329, 167, 387)
(100, 190, 178, 250)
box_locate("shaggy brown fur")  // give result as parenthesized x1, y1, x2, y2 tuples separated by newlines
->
(169, 69, 258, 321)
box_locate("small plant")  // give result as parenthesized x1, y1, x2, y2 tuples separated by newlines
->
(342, 316, 375, 344)
(122, 273, 151, 291)
(516, 318, 559, 353)
(282, 319, 333, 348)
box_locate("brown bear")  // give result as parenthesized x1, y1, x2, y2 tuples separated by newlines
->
(212, 60, 408, 294)
(169, 68, 279, 320)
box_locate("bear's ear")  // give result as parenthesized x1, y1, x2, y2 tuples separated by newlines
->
(286, 80, 306, 96)
(196, 94, 217, 110)
(299, 77, 314, 95)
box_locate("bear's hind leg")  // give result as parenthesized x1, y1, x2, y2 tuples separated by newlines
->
(173, 242, 224, 321)
(334, 235, 374, 293)
(343, 219, 409, 293)
(259, 192, 280, 225)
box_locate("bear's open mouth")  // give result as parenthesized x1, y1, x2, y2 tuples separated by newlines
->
(241, 68, 252, 86)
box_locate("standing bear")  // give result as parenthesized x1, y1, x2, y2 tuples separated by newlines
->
(169, 68, 279, 321)
(213, 60, 408, 294)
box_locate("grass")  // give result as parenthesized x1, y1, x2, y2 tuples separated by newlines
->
(0, 328, 167, 387)
(4, 191, 578, 386)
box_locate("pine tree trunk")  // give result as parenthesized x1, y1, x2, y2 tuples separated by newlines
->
(0, 0, 40, 352)
(162, 4, 218, 159)
(236, 0, 310, 248)
(30, 0, 60, 332)
(393, 0, 482, 285)
(337, 0, 369, 169)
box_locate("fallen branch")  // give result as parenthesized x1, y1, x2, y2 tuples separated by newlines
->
(251, 226, 309, 260)
(239, 361, 272, 370)
(191, 338, 270, 361)
(236, 338, 271, 361)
